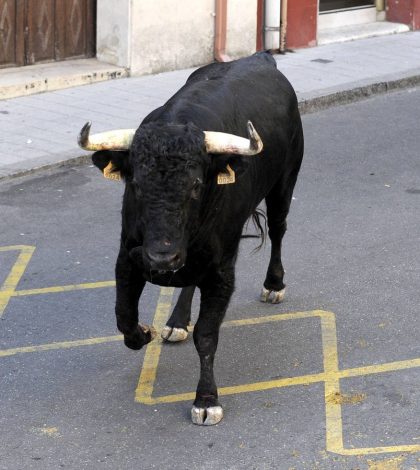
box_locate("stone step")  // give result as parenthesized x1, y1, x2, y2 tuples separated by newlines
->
(318, 21, 410, 46)
(0, 59, 128, 101)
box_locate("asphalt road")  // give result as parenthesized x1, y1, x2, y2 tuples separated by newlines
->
(0, 88, 419, 470)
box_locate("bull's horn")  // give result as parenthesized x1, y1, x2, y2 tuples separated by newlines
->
(204, 121, 263, 156)
(78, 121, 136, 151)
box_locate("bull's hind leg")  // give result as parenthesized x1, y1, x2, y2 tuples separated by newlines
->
(260, 182, 295, 304)
(161, 286, 195, 342)
(261, 122, 303, 303)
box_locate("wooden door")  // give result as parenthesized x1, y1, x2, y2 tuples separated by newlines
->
(0, 0, 24, 67)
(25, 0, 55, 63)
(0, 0, 96, 68)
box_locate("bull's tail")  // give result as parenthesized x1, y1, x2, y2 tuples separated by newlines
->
(242, 208, 267, 252)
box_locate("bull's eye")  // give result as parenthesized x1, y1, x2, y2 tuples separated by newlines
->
(191, 178, 202, 200)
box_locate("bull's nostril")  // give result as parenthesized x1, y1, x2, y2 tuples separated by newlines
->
(145, 250, 182, 270)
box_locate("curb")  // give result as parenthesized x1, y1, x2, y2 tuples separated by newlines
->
(0, 72, 419, 183)
(298, 72, 420, 114)
(0, 155, 92, 183)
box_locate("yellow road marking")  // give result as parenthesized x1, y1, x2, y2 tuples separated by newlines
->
(223, 310, 329, 326)
(322, 312, 344, 454)
(136, 357, 420, 405)
(0, 335, 122, 358)
(337, 445, 420, 456)
(135, 308, 420, 456)
(1, 245, 419, 456)
(135, 310, 337, 404)
(135, 287, 175, 403)
(337, 358, 420, 379)
(0, 245, 35, 318)
(9, 280, 116, 297)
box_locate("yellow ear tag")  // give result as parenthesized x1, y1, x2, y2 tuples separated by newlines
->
(103, 161, 121, 181)
(217, 164, 235, 185)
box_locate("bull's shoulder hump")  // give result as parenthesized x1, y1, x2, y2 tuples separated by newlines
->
(251, 51, 277, 67)
(186, 62, 231, 84)
(186, 52, 276, 85)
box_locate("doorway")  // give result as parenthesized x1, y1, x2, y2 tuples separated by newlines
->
(319, 0, 379, 29)
(319, 0, 375, 12)
(0, 0, 96, 68)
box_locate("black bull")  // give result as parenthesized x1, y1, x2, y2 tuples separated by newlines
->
(83, 52, 304, 425)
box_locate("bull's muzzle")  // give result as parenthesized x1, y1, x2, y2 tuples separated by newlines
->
(143, 248, 184, 272)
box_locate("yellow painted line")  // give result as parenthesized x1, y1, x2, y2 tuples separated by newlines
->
(142, 372, 328, 405)
(336, 444, 420, 456)
(0, 335, 122, 358)
(0, 245, 35, 318)
(135, 287, 175, 403)
(222, 309, 329, 327)
(336, 357, 420, 379)
(135, 309, 325, 404)
(0, 260, 418, 460)
(329, 354, 420, 455)
(9, 280, 116, 297)
(137, 356, 420, 405)
(136, 304, 420, 456)
(182, 310, 324, 333)
(321, 313, 345, 454)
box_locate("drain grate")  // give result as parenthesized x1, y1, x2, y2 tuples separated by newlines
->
(311, 58, 334, 64)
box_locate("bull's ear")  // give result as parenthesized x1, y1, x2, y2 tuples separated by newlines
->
(211, 154, 250, 185)
(92, 150, 131, 181)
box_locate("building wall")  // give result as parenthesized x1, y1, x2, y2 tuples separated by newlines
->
(130, 0, 215, 75)
(387, 0, 420, 29)
(287, 0, 317, 48)
(96, 0, 258, 76)
(96, 0, 131, 67)
(91, 0, 420, 72)
(226, 0, 258, 58)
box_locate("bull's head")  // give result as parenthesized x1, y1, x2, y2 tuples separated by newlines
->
(79, 121, 263, 273)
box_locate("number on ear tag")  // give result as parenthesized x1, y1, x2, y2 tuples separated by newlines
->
(103, 161, 121, 181)
(217, 164, 235, 185)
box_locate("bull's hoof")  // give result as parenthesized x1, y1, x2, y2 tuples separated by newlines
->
(124, 324, 156, 350)
(191, 406, 223, 426)
(161, 326, 188, 342)
(260, 287, 286, 304)
(141, 324, 157, 339)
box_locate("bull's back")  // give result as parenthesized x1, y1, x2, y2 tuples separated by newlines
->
(145, 53, 298, 137)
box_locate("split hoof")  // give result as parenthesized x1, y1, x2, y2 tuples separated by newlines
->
(260, 287, 286, 304)
(140, 324, 157, 340)
(191, 406, 223, 426)
(161, 326, 188, 342)
(124, 324, 156, 350)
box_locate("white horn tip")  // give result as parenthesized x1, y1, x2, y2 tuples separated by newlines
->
(78, 121, 92, 149)
(247, 121, 263, 153)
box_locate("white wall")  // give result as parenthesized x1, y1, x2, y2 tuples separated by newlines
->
(226, 0, 258, 58)
(96, 0, 258, 75)
(96, 0, 131, 67)
(130, 0, 215, 75)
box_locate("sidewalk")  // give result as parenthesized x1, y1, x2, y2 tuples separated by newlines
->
(1, 31, 419, 181)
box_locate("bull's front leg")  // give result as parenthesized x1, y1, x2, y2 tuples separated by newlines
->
(192, 268, 234, 425)
(115, 247, 155, 350)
